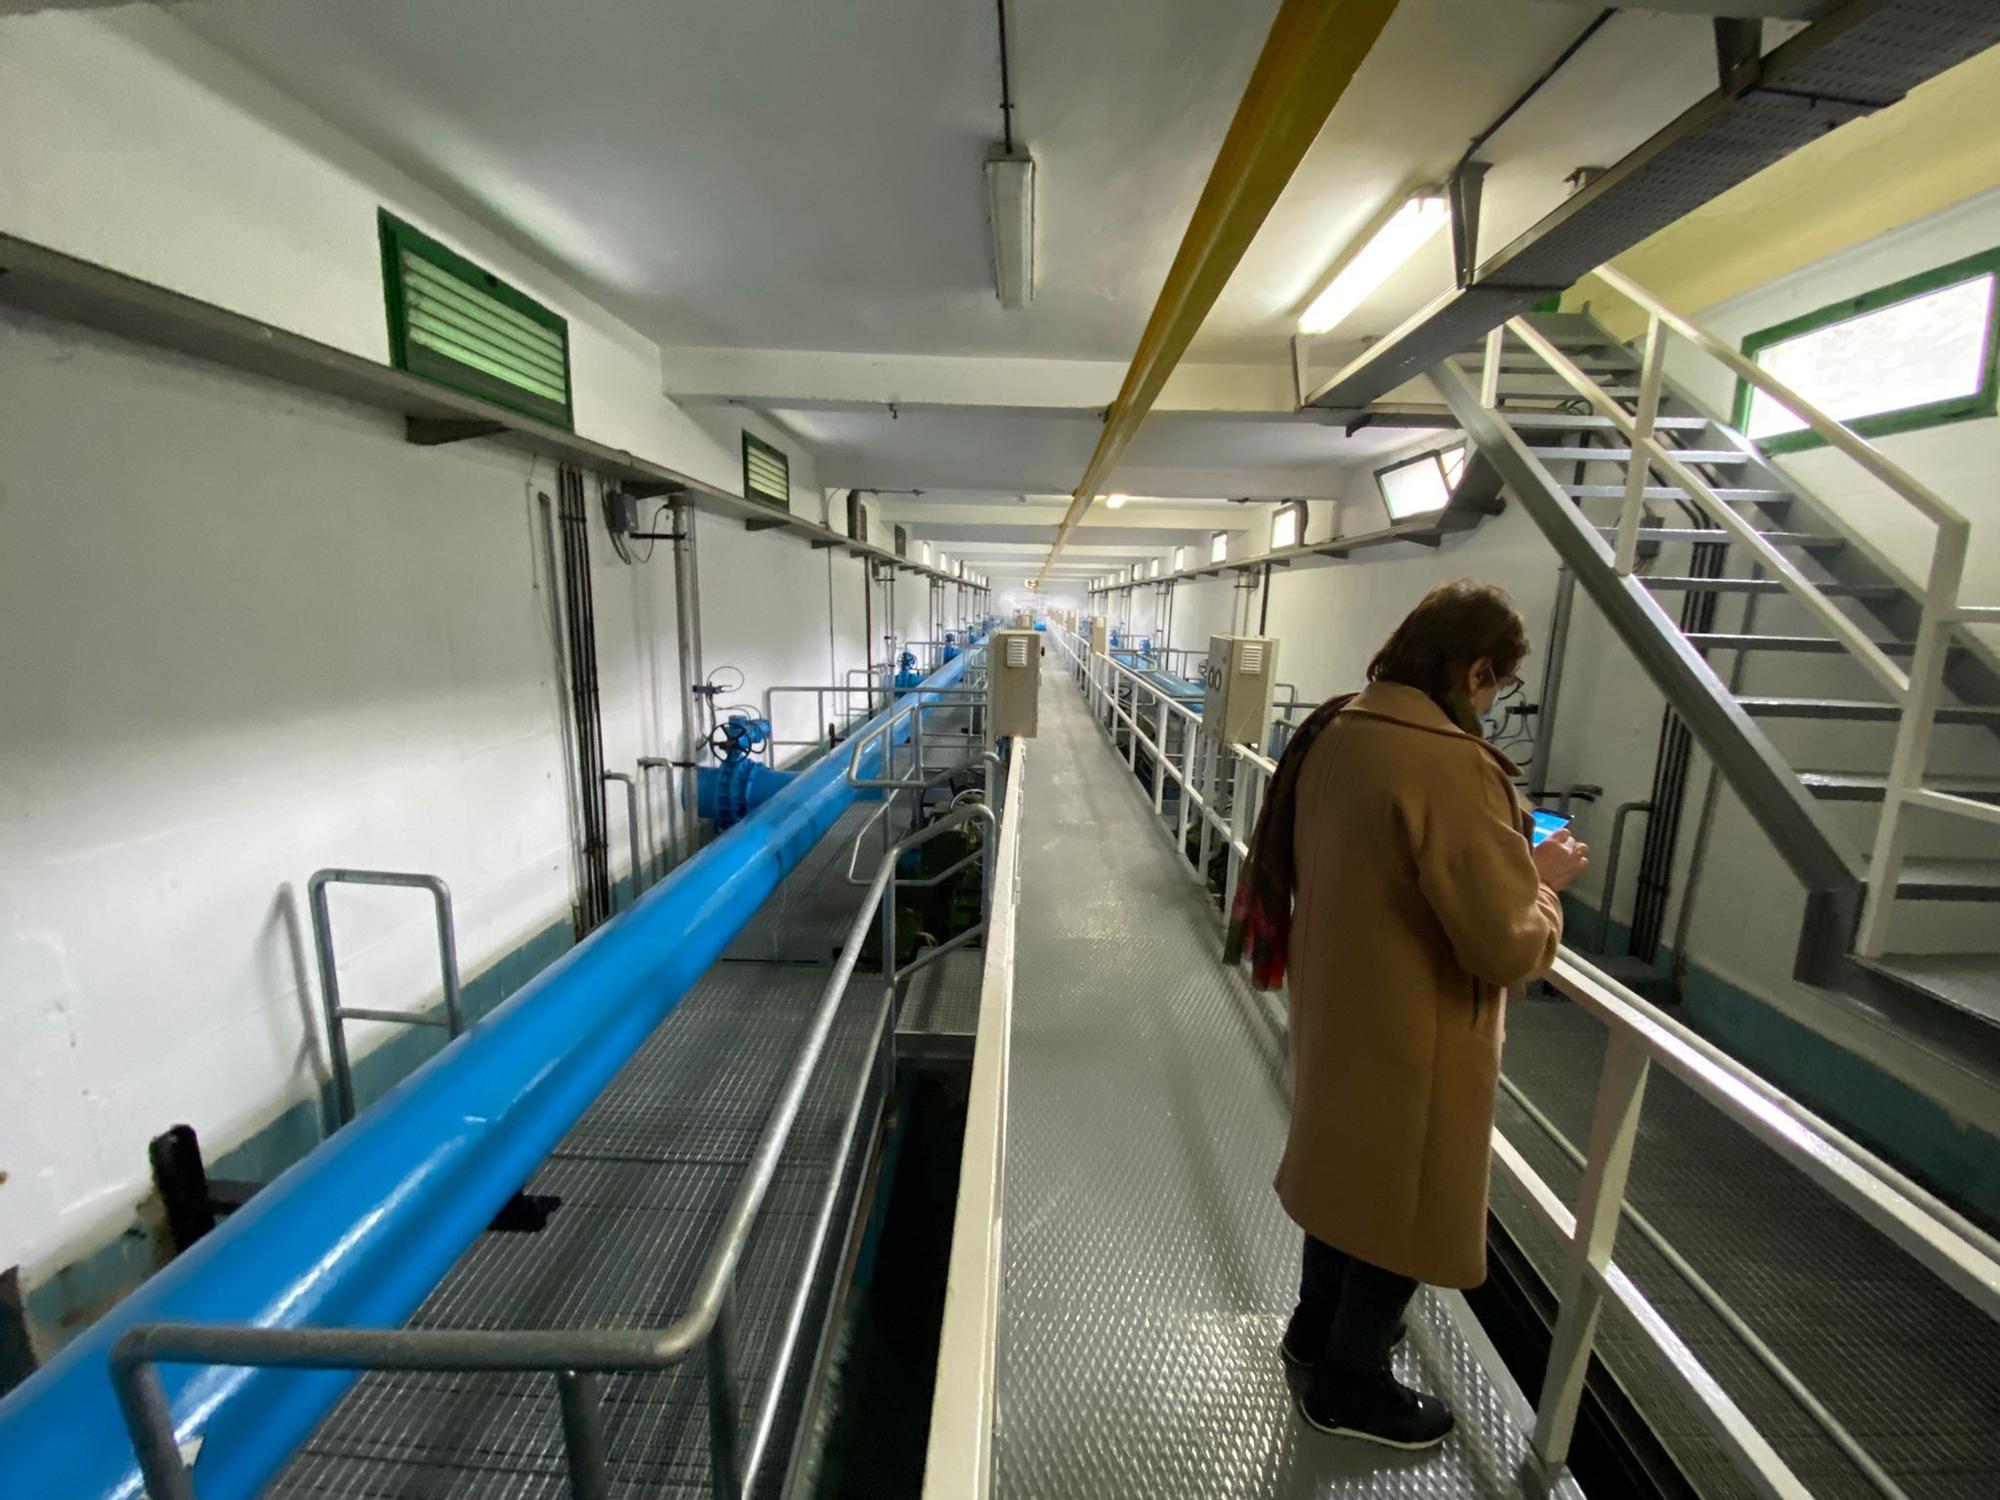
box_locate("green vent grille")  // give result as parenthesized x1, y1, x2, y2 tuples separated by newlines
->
(379, 211, 572, 429)
(743, 432, 790, 511)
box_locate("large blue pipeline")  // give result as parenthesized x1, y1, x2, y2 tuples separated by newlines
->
(0, 653, 972, 1500)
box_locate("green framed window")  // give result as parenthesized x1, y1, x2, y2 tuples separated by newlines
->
(742, 432, 790, 511)
(1734, 245, 2000, 455)
(379, 210, 573, 429)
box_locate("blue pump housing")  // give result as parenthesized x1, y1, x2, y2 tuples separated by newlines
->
(940, 632, 959, 664)
(893, 650, 923, 692)
(0, 654, 972, 1500)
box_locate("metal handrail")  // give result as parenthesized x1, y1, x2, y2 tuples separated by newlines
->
(307, 868, 462, 1127)
(111, 802, 1001, 1500)
(1061, 628, 2000, 1500)
(1502, 272, 1992, 958)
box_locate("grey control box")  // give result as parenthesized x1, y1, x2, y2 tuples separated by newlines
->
(1202, 634, 1278, 750)
(989, 628, 1041, 740)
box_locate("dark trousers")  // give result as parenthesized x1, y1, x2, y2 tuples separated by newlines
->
(1290, 1233, 1418, 1378)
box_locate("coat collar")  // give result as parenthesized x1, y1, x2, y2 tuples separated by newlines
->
(1340, 681, 1523, 778)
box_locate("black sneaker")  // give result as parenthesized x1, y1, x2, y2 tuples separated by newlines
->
(1297, 1372, 1454, 1450)
(1280, 1319, 1407, 1370)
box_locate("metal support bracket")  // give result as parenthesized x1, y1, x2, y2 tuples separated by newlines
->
(1449, 162, 1490, 288)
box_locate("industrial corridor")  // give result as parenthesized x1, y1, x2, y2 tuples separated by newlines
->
(993, 666, 1567, 1497)
(7, 3, 2000, 1499)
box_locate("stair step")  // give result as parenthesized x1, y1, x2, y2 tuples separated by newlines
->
(1504, 412, 1712, 432)
(1739, 696, 2000, 725)
(1802, 771, 2000, 803)
(1854, 952, 2000, 1025)
(1599, 526, 1843, 551)
(1500, 384, 1646, 399)
(1528, 447, 1753, 464)
(1566, 484, 1790, 503)
(1489, 355, 1635, 374)
(1645, 577, 1899, 598)
(1686, 633, 1918, 655)
(1884, 860, 2000, 903)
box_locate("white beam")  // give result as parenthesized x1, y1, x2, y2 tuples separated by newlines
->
(661, 346, 1298, 416)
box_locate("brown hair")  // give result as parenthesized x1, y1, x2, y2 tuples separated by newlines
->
(1368, 580, 1530, 730)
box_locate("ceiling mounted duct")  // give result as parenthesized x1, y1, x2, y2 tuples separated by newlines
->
(986, 149, 1036, 308)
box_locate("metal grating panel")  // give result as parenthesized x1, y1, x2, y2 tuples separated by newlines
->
(270, 956, 887, 1500)
(994, 672, 1580, 1498)
(1495, 998, 2000, 1499)
(896, 949, 985, 1065)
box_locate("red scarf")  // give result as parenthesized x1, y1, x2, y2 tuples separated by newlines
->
(1223, 693, 1354, 990)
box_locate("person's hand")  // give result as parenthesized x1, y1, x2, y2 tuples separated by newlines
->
(1532, 831, 1590, 893)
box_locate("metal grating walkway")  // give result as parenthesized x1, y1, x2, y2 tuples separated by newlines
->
(272, 948, 886, 1498)
(994, 670, 1579, 1498)
(1495, 999, 2000, 1500)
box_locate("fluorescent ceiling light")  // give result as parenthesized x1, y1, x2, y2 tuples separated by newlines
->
(1298, 192, 1448, 336)
(985, 150, 1036, 309)
(1105, 493, 1129, 510)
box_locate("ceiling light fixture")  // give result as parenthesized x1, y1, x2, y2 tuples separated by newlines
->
(1105, 493, 1129, 510)
(1298, 190, 1448, 336)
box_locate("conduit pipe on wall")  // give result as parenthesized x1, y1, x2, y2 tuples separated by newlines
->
(1033, 0, 1402, 586)
(0, 653, 973, 1500)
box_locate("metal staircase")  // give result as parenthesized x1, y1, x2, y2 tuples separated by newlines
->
(1430, 273, 2000, 1056)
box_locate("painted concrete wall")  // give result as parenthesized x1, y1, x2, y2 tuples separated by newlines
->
(0, 8, 886, 1353)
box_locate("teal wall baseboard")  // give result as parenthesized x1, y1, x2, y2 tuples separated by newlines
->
(1559, 895, 2000, 1228)
(14, 874, 650, 1359)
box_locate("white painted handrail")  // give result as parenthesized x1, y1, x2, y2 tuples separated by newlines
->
(921, 737, 1026, 1500)
(1502, 270, 1992, 958)
(1594, 265, 1970, 533)
(1055, 630, 2000, 1500)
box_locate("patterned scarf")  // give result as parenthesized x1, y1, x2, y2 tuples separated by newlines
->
(1223, 693, 1355, 991)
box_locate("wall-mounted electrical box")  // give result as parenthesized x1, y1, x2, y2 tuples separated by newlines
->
(1088, 616, 1109, 654)
(1203, 634, 1278, 750)
(989, 628, 1040, 740)
(1014, 610, 1033, 629)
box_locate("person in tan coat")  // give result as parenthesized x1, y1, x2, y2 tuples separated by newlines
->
(1228, 581, 1587, 1450)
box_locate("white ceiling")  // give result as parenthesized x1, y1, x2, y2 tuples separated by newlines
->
(172, 0, 1738, 576)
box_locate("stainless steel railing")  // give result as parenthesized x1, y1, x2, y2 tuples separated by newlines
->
(114, 794, 1006, 1500)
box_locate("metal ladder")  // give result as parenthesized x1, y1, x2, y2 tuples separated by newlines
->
(1432, 282, 2000, 1035)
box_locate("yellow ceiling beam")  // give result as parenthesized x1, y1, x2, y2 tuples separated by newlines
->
(1033, 0, 1402, 586)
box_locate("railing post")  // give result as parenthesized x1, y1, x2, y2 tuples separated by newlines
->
(109, 1350, 198, 1500)
(1479, 323, 1505, 408)
(708, 1296, 745, 1500)
(1534, 1029, 1650, 1470)
(1616, 314, 1666, 575)
(1152, 714, 1169, 814)
(1128, 689, 1143, 771)
(557, 1370, 612, 1500)
(1859, 523, 1969, 956)
(1177, 722, 1197, 860)
(1224, 751, 1249, 916)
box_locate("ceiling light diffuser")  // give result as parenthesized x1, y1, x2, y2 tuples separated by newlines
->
(1298, 192, 1448, 336)
(1105, 493, 1129, 510)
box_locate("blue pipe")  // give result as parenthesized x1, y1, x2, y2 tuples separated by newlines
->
(0, 653, 972, 1500)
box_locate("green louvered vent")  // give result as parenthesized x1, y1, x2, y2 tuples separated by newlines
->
(742, 432, 790, 511)
(379, 210, 573, 429)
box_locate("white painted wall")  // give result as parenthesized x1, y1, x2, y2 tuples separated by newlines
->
(0, 8, 884, 1339)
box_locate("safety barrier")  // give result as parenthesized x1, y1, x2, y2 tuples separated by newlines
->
(1052, 625, 2000, 1499)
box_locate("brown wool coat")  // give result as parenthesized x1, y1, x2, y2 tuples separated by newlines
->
(1274, 681, 1563, 1289)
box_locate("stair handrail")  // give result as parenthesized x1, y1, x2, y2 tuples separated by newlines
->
(1594, 266, 1969, 533)
(1502, 271, 1995, 956)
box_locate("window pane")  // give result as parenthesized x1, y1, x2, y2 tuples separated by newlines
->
(1173, 545, 1187, 571)
(1271, 506, 1300, 550)
(1379, 457, 1450, 520)
(1209, 532, 1228, 563)
(1748, 273, 1995, 440)
(1440, 443, 1468, 488)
